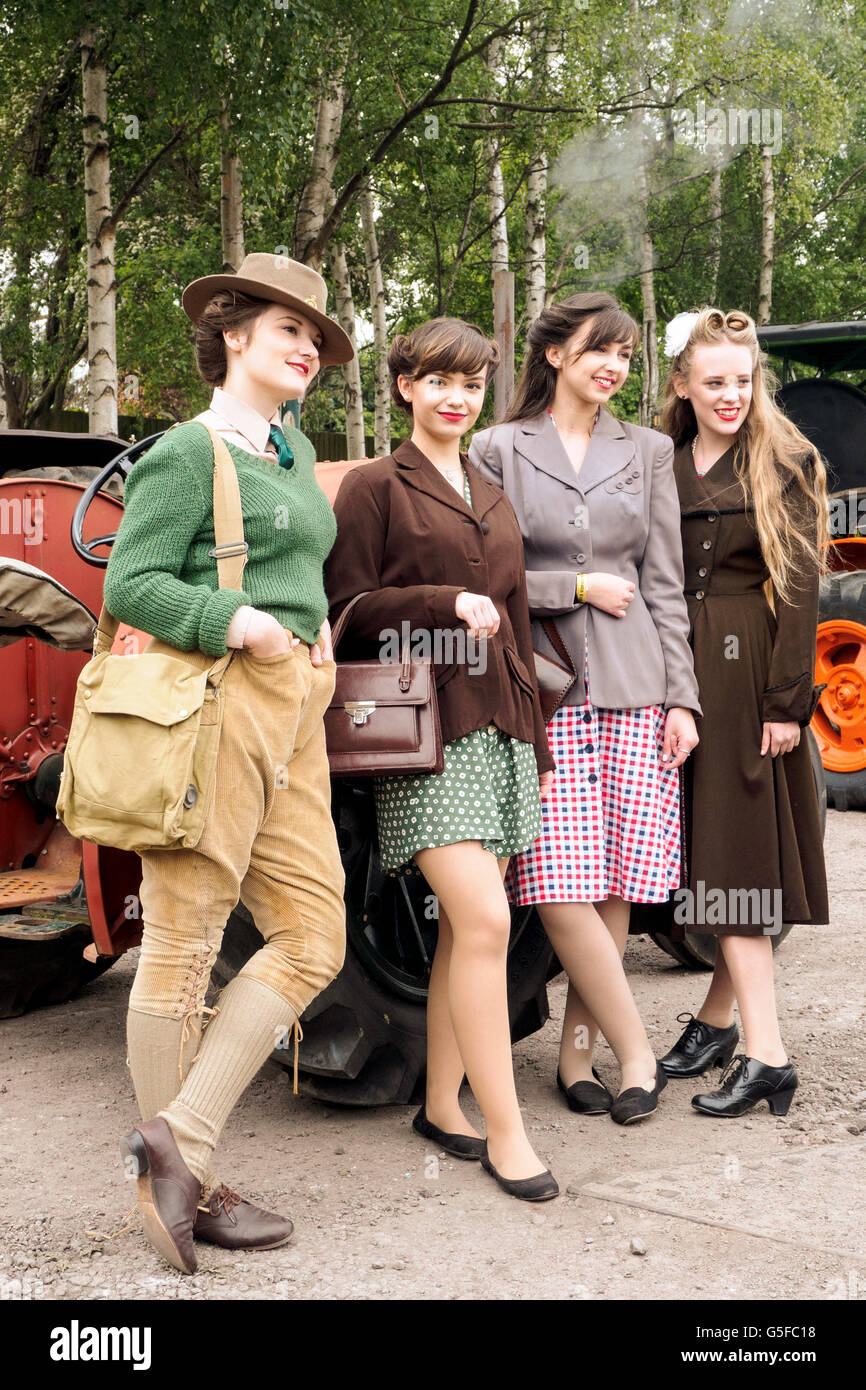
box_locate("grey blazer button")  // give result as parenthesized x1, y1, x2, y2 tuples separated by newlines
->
(576, 553, 586, 563)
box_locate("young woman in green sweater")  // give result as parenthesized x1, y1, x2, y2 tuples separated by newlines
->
(103, 254, 352, 1275)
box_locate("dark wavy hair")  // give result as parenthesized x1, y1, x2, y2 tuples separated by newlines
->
(193, 290, 273, 386)
(504, 292, 639, 423)
(388, 317, 500, 415)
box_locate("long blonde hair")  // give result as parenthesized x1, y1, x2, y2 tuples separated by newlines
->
(660, 307, 829, 602)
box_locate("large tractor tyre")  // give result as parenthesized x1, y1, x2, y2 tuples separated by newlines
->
(0, 931, 115, 1019)
(814, 571, 866, 811)
(649, 728, 826, 970)
(214, 780, 557, 1106)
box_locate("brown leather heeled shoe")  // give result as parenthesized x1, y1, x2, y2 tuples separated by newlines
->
(120, 1117, 201, 1275)
(193, 1184, 294, 1250)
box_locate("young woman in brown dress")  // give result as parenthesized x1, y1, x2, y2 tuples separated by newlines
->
(640, 307, 830, 1118)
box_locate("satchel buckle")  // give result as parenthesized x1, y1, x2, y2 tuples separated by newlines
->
(344, 701, 376, 726)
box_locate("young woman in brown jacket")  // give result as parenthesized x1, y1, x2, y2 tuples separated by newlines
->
(325, 318, 559, 1202)
(642, 307, 830, 1117)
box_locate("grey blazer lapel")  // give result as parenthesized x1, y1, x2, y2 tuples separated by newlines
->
(514, 408, 637, 495)
(514, 412, 580, 492)
(578, 410, 637, 493)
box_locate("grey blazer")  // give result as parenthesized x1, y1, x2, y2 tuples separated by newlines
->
(468, 409, 701, 714)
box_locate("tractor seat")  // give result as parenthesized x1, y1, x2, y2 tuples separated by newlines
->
(0, 556, 97, 651)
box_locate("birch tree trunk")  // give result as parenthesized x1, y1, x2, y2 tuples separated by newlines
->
(219, 98, 245, 272)
(524, 19, 548, 326)
(81, 26, 117, 435)
(708, 145, 722, 304)
(360, 181, 390, 456)
(330, 243, 365, 459)
(758, 146, 775, 325)
(0, 342, 8, 429)
(630, 3, 657, 428)
(294, 60, 346, 271)
(484, 39, 513, 417)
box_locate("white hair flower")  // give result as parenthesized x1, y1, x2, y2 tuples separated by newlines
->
(664, 311, 700, 359)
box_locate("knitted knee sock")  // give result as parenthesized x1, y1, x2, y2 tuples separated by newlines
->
(126, 1008, 220, 1200)
(158, 975, 295, 1186)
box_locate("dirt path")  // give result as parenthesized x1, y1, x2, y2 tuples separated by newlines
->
(1, 809, 863, 1302)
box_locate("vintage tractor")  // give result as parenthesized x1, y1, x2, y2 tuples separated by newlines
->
(0, 428, 554, 1104)
(757, 320, 866, 813)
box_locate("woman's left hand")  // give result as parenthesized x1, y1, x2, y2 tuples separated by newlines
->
(761, 720, 800, 757)
(310, 617, 334, 666)
(539, 771, 555, 800)
(662, 707, 699, 769)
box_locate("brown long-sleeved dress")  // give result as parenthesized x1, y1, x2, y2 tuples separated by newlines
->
(632, 441, 829, 937)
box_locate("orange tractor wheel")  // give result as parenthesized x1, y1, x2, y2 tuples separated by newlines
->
(813, 573, 866, 809)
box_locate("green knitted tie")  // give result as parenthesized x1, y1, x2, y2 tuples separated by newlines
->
(268, 424, 294, 470)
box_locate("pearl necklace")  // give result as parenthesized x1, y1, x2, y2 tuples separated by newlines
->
(691, 435, 713, 477)
(436, 463, 464, 493)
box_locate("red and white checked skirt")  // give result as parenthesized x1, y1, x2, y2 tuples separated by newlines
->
(506, 645, 682, 906)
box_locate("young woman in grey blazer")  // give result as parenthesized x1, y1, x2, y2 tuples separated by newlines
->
(469, 292, 701, 1123)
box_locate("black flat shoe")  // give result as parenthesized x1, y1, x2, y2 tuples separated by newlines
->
(411, 1105, 485, 1160)
(610, 1061, 668, 1125)
(691, 1054, 798, 1117)
(556, 1067, 613, 1114)
(660, 1012, 739, 1078)
(480, 1142, 559, 1202)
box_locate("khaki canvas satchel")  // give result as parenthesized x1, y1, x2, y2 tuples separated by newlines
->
(56, 423, 247, 853)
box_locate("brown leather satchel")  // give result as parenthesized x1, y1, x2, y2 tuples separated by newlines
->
(324, 592, 444, 778)
(533, 618, 577, 723)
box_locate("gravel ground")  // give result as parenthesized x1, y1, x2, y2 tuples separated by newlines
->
(0, 808, 863, 1302)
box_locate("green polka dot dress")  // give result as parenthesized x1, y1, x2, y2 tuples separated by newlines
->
(373, 466, 542, 877)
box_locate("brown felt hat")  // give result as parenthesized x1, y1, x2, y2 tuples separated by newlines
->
(181, 252, 354, 366)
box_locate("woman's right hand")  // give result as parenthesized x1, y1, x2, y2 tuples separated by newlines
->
(243, 609, 299, 657)
(584, 572, 636, 618)
(455, 591, 500, 639)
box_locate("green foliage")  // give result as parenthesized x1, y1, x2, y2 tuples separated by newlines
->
(0, 0, 863, 432)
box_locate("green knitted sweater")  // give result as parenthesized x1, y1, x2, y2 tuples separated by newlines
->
(102, 420, 337, 656)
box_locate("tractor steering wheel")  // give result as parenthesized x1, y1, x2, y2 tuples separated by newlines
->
(70, 431, 167, 566)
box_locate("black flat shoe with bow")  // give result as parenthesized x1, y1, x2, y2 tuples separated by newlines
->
(610, 1061, 668, 1125)
(660, 1012, 739, 1078)
(556, 1066, 613, 1115)
(480, 1142, 559, 1202)
(691, 1054, 798, 1117)
(411, 1105, 485, 1159)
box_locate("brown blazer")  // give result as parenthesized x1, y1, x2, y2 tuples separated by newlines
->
(324, 438, 556, 775)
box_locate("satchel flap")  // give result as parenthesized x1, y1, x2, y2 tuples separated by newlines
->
(83, 653, 210, 725)
(331, 659, 432, 707)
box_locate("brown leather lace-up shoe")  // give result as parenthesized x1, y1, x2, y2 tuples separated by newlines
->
(120, 1117, 201, 1275)
(193, 1185, 294, 1250)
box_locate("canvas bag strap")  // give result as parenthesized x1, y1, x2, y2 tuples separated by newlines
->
(93, 422, 247, 663)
